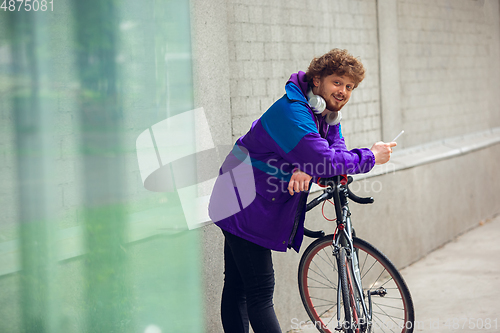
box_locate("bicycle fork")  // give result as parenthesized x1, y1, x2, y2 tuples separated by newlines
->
(333, 227, 373, 332)
(347, 240, 372, 332)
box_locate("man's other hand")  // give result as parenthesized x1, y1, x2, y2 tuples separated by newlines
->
(288, 169, 312, 195)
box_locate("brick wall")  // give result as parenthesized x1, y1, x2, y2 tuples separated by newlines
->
(398, 0, 499, 146)
(226, 0, 382, 149)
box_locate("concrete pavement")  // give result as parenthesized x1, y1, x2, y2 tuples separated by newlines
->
(288, 214, 500, 332)
(402, 214, 500, 332)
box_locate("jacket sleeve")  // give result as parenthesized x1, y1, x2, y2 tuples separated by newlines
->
(284, 131, 375, 177)
(260, 100, 375, 178)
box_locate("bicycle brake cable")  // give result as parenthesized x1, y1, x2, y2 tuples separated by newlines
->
(321, 199, 337, 221)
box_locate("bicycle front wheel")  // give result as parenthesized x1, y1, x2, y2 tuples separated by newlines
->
(338, 247, 353, 332)
(298, 235, 415, 333)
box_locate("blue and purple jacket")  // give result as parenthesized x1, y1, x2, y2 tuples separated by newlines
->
(209, 71, 375, 252)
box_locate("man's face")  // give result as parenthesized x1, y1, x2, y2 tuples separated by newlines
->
(312, 74, 355, 112)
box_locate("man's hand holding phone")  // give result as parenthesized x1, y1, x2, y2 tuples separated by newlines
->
(371, 141, 397, 165)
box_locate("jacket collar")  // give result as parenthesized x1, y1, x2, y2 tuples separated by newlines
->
(285, 71, 309, 103)
(285, 71, 331, 136)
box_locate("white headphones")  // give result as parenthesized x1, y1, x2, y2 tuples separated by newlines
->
(307, 88, 326, 114)
(325, 110, 342, 125)
(307, 88, 342, 125)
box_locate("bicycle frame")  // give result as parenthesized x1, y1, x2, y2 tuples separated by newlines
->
(302, 176, 413, 333)
(308, 177, 375, 332)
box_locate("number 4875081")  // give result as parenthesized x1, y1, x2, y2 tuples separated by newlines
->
(1, 0, 54, 11)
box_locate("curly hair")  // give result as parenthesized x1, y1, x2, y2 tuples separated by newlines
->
(305, 49, 365, 88)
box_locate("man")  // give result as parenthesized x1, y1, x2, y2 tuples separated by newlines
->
(209, 49, 395, 333)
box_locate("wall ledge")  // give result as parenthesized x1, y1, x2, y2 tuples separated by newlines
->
(310, 127, 500, 193)
(352, 127, 500, 182)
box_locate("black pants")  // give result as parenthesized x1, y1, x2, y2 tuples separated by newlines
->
(221, 230, 282, 333)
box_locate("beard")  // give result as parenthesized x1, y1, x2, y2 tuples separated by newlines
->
(325, 96, 346, 112)
(326, 102, 342, 112)
(316, 87, 347, 112)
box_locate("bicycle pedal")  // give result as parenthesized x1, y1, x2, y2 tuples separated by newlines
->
(369, 287, 387, 297)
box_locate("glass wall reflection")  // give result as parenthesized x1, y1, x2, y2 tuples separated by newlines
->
(0, 0, 203, 332)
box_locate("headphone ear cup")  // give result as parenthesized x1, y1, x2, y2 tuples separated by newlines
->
(325, 111, 342, 125)
(307, 90, 326, 114)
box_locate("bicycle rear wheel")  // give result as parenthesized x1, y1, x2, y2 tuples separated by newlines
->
(298, 236, 414, 333)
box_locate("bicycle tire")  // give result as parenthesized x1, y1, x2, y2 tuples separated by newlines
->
(298, 235, 415, 333)
(338, 247, 354, 333)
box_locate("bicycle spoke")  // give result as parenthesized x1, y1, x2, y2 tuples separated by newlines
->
(317, 303, 338, 318)
(324, 245, 337, 269)
(313, 303, 337, 310)
(310, 296, 337, 305)
(324, 310, 339, 329)
(371, 302, 405, 312)
(359, 250, 369, 276)
(379, 276, 395, 289)
(370, 268, 388, 290)
(372, 311, 404, 320)
(308, 265, 332, 283)
(308, 285, 338, 290)
(372, 312, 398, 333)
(374, 296, 402, 300)
(310, 255, 338, 287)
(307, 276, 336, 289)
(309, 263, 336, 287)
(316, 248, 338, 273)
(373, 301, 404, 326)
(360, 260, 378, 282)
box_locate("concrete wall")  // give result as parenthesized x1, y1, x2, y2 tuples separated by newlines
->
(190, 0, 500, 332)
(397, 0, 500, 146)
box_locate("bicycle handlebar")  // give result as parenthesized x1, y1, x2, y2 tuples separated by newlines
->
(304, 175, 374, 238)
(305, 189, 332, 212)
(347, 186, 374, 204)
(304, 229, 325, 238)
(317, 176, 374, 205)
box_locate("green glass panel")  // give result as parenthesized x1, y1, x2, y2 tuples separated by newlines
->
(0, 0, 204, 332)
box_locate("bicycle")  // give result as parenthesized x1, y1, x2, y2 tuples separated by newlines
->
(298, 175, 415, 333)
